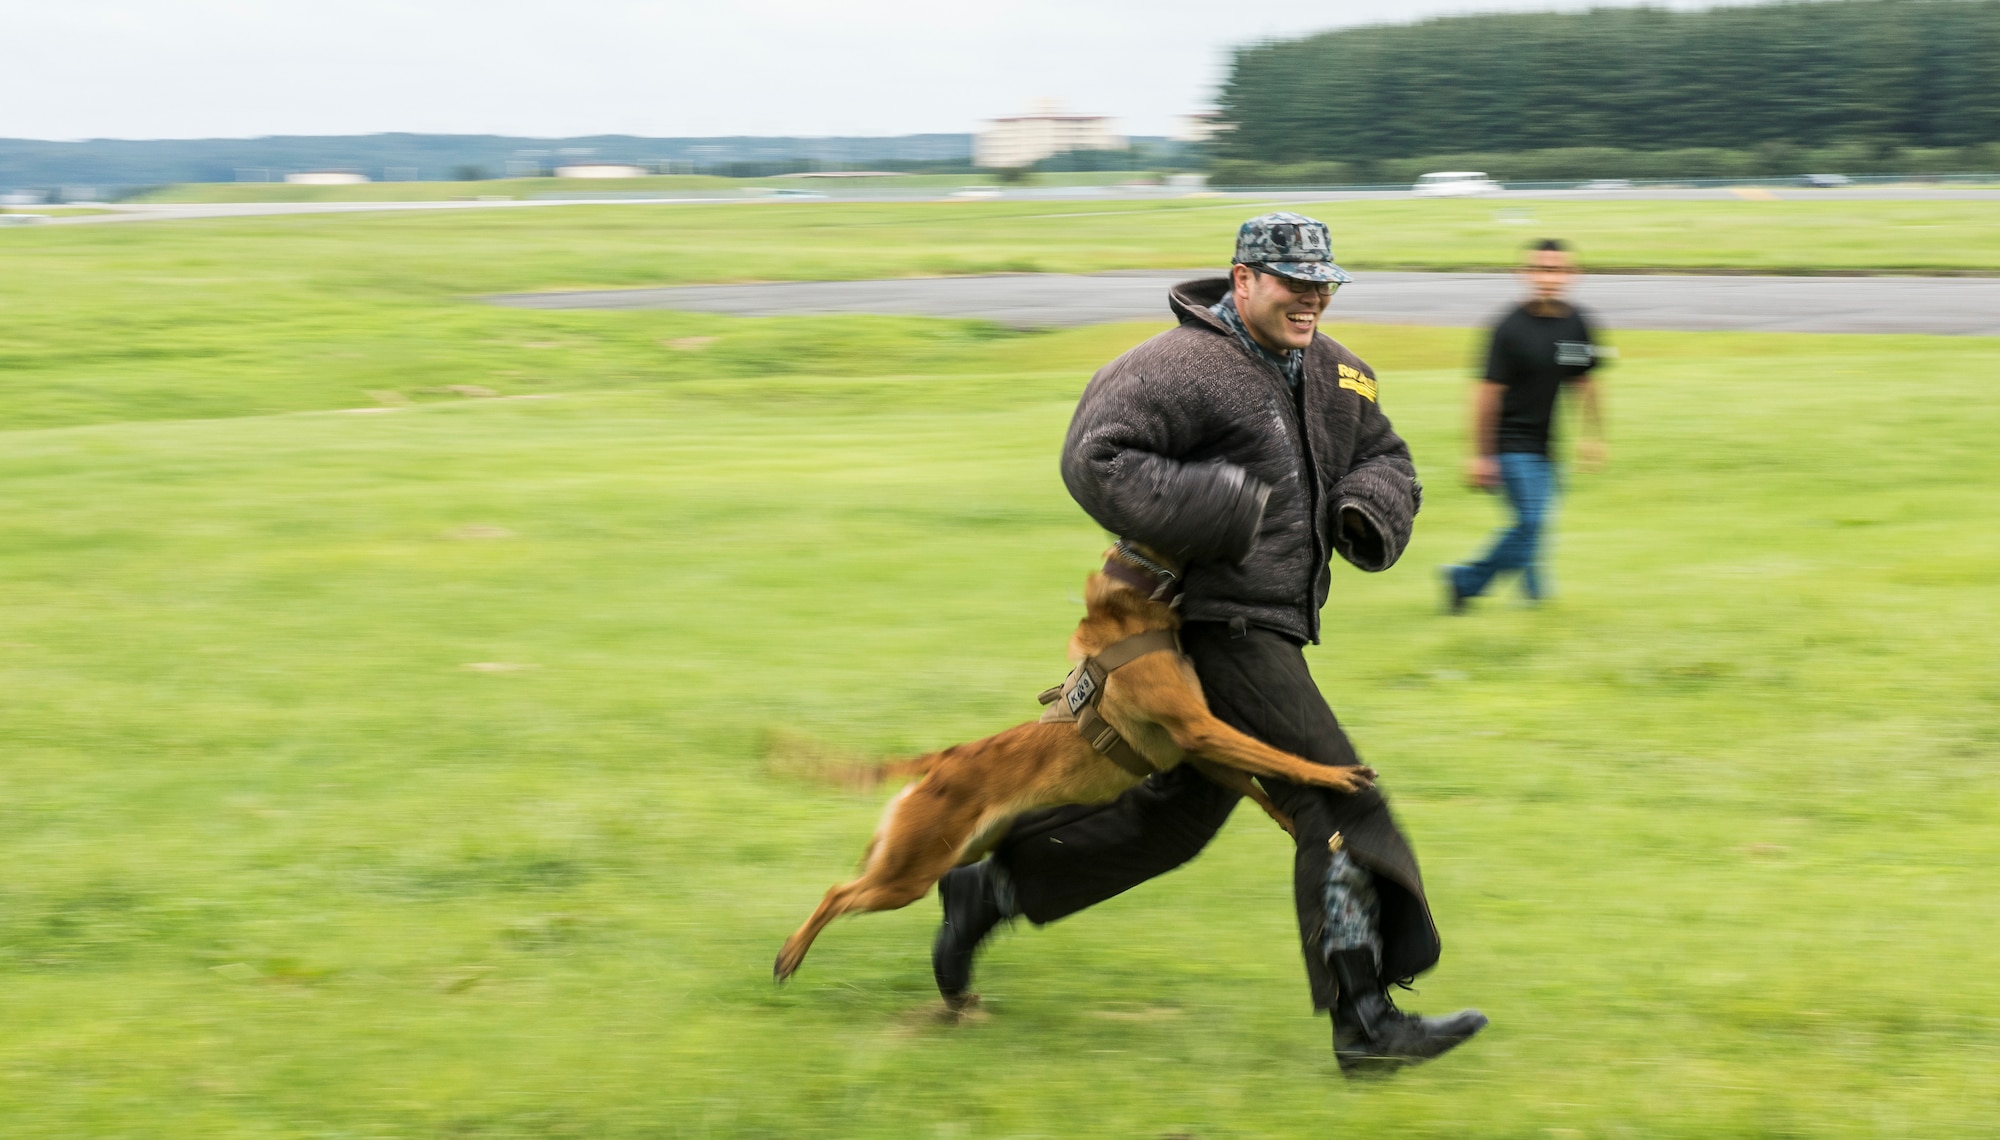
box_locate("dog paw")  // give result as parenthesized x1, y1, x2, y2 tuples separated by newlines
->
(1327, 765, 1377, 792)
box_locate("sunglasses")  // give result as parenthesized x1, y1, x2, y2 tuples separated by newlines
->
(1250, 266, 1339, 296)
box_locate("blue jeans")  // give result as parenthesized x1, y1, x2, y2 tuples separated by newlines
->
(1452, 451, 1557, 601)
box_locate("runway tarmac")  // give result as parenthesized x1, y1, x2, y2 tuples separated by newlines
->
(487, 269, 2000, 336)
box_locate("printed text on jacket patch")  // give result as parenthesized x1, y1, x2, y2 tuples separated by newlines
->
(1337, 363, 1378, 403)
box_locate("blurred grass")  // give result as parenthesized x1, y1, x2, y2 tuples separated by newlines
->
(131, 171, 1143, 204)
(6, 198, 1999, 433)
(0, 208, 1996, 1136)
(3, 206, 114, 217)
(135, 174, 750, 202)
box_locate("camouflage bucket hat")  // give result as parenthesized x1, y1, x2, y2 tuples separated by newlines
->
(1232, 211, 1353, 284)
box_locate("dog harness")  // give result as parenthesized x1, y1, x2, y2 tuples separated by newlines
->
(1037, 629, 1183, 778)
(1035, 542, 1187, 778)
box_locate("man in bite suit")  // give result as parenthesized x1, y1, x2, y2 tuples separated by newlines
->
(933, 213, 1488, 1075)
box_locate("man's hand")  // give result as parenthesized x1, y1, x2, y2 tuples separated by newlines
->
(1573, 378, 1606, 473)
(1577, 437, 1608, 474)
(1337, 505, 1385, 567)
(1465, 454, 1499, 491)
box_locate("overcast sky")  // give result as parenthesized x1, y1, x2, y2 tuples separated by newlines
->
(7, 0, 1766, 141)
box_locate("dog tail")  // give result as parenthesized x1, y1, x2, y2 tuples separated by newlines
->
(800, 753, 935, 792)
(870, 753, 938, 786)
(763, 729, 939, 790)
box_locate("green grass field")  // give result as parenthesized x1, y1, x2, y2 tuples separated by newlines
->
(135, 174, 749, 202)
(5, 198, 1999, 432)
(2, 202, 1997, 1137)
(132, 172, 1143, 205)
(2, 207, 114, 218)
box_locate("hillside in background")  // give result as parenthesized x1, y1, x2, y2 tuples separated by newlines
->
(1217, 0, 2000, 165)
(0, 133, 977, 193)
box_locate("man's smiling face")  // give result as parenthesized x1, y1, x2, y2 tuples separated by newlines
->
(1232, 263, 1330, 353)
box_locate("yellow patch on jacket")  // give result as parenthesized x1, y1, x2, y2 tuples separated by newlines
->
(1337, 363, 1377, 403)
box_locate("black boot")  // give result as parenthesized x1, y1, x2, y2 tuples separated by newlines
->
(1329, 948, 1488, 1075)
(932, 861, 1006, 1010)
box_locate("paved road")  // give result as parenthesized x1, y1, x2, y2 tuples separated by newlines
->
(487, 269, 2000, 336)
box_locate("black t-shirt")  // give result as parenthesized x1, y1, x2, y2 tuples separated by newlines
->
(1483, 301, 1599, 456)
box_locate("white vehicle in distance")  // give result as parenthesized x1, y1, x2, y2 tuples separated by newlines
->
(1413, 171, 1502, 197)
(0, 213, 49, 226)
(1582, 178, 1633, 190)
(950, 186, 1004, 200)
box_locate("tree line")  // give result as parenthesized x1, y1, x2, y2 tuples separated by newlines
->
(1208, 141, 2000, 187)
(1215, 0, 2000, 166)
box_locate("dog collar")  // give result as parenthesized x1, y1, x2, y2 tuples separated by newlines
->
(1104, 541, 1182, 604)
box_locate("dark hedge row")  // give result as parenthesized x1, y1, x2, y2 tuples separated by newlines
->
(1217, 0, 2000, 163)
(1209, 143, 2000, 187)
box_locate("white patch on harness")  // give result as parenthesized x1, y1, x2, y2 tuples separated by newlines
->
(1066, 667, 1097, 714)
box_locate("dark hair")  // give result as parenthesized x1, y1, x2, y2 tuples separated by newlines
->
(1531, 238, 1569, 253)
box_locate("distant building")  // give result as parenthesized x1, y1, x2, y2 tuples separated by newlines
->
(286, 171, 371, 185)
(555, 163, 650, 179)
(976, 108, 1124, 169)
(1172, 112, 1225, 145)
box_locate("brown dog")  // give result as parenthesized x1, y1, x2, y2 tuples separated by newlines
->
(773, 545, 1375, 986)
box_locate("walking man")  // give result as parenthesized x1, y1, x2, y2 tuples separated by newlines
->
(1444, 238, 1607, 609)
(931, 213, 1487, 1075)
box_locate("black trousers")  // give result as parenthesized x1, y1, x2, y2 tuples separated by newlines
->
(994, 620, 1442, 1008)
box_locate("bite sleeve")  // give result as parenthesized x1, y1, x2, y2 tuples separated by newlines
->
(1061, 369, 1271, 564)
